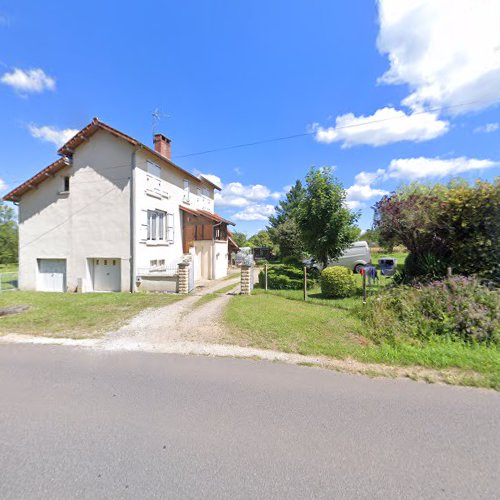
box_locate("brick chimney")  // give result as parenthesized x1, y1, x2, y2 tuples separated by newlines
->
(153, 133, 171, 159)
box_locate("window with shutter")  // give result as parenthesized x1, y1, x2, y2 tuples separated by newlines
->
(146, 209, 168, 242)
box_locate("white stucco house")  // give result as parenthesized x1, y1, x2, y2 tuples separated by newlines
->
(3, 118, 239, 293)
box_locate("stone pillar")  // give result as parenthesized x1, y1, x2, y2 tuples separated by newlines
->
(240, 265, 252, 295)
(177, 261, 190, 294)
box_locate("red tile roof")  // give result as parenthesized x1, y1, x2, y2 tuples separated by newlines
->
(3, 157, 69, 202)
(179, 205, 234, 226)
(3, 117, 222, 202)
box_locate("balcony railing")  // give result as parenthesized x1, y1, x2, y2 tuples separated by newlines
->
(145, 174, 170, 199)
(137, 264, 178, 277)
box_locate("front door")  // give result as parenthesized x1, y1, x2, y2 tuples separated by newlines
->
(93, 258, 121, 292)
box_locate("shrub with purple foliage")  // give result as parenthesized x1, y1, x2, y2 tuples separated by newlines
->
(363, 277, 500, 346)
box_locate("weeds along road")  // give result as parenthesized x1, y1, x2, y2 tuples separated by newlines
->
(0, 344, 499, 499)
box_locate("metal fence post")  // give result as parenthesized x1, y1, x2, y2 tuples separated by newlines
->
(265, 264, 268, 292)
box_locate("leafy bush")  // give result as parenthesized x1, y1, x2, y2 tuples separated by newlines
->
(402, 252, 448, 282)
(363, 277, 500, 346)
(320, 266, 356, 298)
(374, 179, 500, 283)
(258, 264, 315, 290)
(282, 255, 303, 266)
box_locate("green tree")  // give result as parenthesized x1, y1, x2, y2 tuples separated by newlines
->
(268, 180, 306, 258)
(268, 180, 305, 228)
(374, 179, 500, 282)
(0, 201, 18, 264)
(296, 167, 359, 267)
(271, 218, 304, 259)
(347, 226, 362, 242)
(359, 227, 381, 247)
(231, 231, 248, 248)
(248, 229, 273, 248)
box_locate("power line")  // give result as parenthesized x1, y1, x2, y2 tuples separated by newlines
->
(173, 97, 500, 159)
(3, 96, 499, 188)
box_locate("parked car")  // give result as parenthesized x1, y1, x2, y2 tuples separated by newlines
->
(304, 241, 371, 274)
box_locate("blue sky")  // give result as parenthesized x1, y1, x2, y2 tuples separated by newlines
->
(1, 0, 499, 235)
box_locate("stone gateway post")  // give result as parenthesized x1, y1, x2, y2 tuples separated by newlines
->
(240, 264, 253, 295)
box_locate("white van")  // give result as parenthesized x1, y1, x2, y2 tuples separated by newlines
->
(305, 241, 371, 274)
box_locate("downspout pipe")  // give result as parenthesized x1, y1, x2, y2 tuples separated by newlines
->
(129, 148, 138, 292)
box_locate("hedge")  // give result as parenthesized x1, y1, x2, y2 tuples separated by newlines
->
(258, 264, 315, 290)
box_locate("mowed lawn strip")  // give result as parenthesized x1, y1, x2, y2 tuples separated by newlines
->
(0, 291, 182, 338)
(193, 282, 240, 308)
(223, 290, 500, 390)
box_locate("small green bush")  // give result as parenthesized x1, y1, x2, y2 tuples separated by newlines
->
(320, 266, 356, 298)
(281, 255, 303, 266)
(362, 277, 500, 346)
(258, 264, 315, 290)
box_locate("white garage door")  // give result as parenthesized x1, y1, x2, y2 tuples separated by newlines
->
(93, 258, 121, 292)
(37, 259, 66, 292)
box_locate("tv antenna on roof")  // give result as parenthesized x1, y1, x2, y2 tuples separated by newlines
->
(152, 108, 171, 138)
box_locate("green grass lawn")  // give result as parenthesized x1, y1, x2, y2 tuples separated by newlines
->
(223, 289, 500, 390)
(193, 282, 240, 308)
(0, 291, 182, 338)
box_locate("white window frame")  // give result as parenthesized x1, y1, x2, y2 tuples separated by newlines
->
(183, 179, 190, 202)
(147, 209, 165, 242)
(146, 210, 174, 244)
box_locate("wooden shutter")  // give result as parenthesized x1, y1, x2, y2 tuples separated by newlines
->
(167, 213, 175, 243)
(139, 210, 149, 241)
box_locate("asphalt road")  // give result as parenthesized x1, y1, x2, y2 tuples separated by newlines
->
(0, 344, 499, 499)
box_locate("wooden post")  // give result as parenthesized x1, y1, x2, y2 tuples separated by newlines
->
(447, 267, 452, 278)
(303, 266, 307, 301)
(362, 267, 367, 304)
(265, 264, 268, 291)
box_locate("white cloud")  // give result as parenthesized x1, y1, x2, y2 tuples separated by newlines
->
(386, 156, 498, 180)
(232, 204, 275, 221)
(233, 167, 242, 176)
(377, 0, 500, 114)
(28, 124, 79, 147)
(199, 173, 222, 189)
(215, 181, 282, 207)
(312, 1, 500, 149)
(346, 184, 389, 204)
(474, 122, 499, 134)
(346, 168, 389, 209)
(1, 68, 55, 94)
(214, 181, 286, 223)
(0, 178, 7, 192)
(353, 168, 386, 186)
(312, 107, 448, 147)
